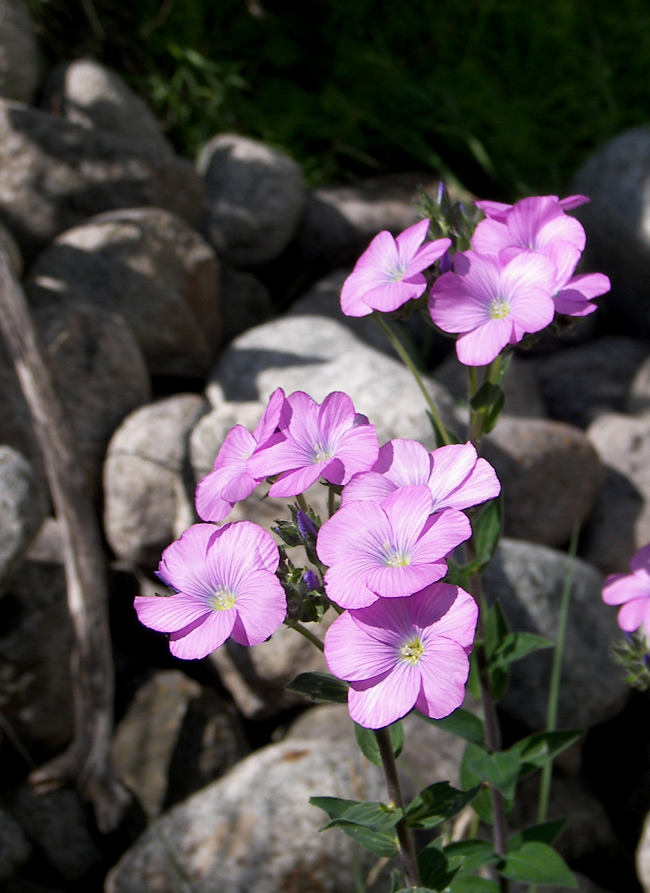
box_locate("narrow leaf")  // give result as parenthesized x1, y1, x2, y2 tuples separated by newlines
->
(512, 730, 582, 773)
(444, 839, 497, 872)
(449, 877, 499, 892)
(471, 499, 502, 568)
(319, 801, 402, 858)
(310, 795, 360, 821)
(286, 671, 349, 704)
(489, 632, 553, 668)
(468, 749, 522, 800)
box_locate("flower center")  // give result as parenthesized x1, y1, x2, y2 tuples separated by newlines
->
(211, 586, 236, 611)
(388, 261, 408, 283)
(399, 636, 425, 665)
(489, 297, 511, 319)
(382, 542, 411, 567)
(312, 442, 334, 463)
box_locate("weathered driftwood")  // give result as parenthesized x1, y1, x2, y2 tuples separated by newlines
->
(0, 249, 128, 831)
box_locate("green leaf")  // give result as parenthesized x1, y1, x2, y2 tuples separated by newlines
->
(407, 782, 482, 829)
(286, 671, 349, 704)
(507, 819, 568, 851)
(484, 602, 510, 700)
(470, 381, 503, 412)
(483, 388, 506, 433)
(449, 877, 499, 892)
(444, 838, 497, 873)
(468, 749, 523, 800)
(471, 499, 502, 569)
(498, 842, 578, 887)
(310, 795, 360, 821)
(417, 842, 459, 891)
(354, 721, 404, 767)
(460, 742, 494, 824)
(317, 801, 401, 858)
(512, 730, 582, 774)
(421, 707, 485, 746)
(427, 409, 460, 447)
(489, 632, 554, 669)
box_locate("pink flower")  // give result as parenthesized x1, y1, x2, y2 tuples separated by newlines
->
(341, 439, 500, 511)
(134, 522, 286, 659)
(472, 195, 587, 256)
(324, 583, 478, 728)
(316, 485, 471, 609)
(542, 241, 610, 317)
(247, 390, 379, 498)
(603, 543, 650, 637)
(475, 194, 589, 224)
(195, 388, 288, 522)
(340, 219, 451, 317)
(428, 250, 556, 366)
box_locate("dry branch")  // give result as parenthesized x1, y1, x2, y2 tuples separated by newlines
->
(0, 249, 129, 832)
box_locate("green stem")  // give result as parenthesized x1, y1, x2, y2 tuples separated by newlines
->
(373, 314, 451, 446)
(328, 486, 337, 519)
(296, 492, 309, 513)
(289, 621, 325, 652)
(374, 727, 421, 888)
(537, 524, 580, 824)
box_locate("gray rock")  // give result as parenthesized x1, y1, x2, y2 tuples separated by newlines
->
(533, 336, 650, 428)
(0, 446, 47, 592)
(583, 412, 650, 573)
(296, 172, 446, 270)
(207, 314, 458, 448)
(0, 555, 73, 755)
(0, 99, 203, 259)
(0, 0, 41, 104)
(435, 354, 546, 419)
(111, 670, 249, 818)
(197, 133, 305, 267)
(208, 611, 336, 720)
(483, 416, 603, 547)
(27, 208, 221, 377)
(103, 394, 207, 569)
(8, 786, 103, 882)
(482, 538, 628, 730)
(43, 59, 174, 158)
(105, 737, 396, 893)
(637, 810, 650, 892)
(0, 806, 31, 881)
(287, 702, 468, 794)
(627, 354, 650, 414)
(571, 126, 650, 337)
(219, 264, 272, 345)
(0, 301, 151, 499)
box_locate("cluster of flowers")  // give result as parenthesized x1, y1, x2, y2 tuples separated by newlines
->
(341, 194, 611, 366)
(135, 386, 500, 729)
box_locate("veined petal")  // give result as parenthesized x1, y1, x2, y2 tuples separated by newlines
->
(617, 598, 649, 633)
(229, 571, 286, 645)
(456, 319, 512, 366)
(158, 523, 220, 598)
(134, 592, 211, 633)
(394, 218, 430, 260)
(348, 661, 421, 728)
(603, 573, 650, 606)
(324, 610, 401, 681)
(365, 561, 448, 598)
(380, 485, 433, 548)
(420, 584, 478, 650)
(169, 609, 236, 659)
(341, 470, 396, 506)
(415, 638, 471, 719)
(414, 508, 472, 562)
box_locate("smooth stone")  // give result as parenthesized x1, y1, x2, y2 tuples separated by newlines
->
(0, 0, 41, 104)
(206, 314, 458, 448)
(0, 446, 47, 593)
(0, 99, 203, 259)
(103, 394, 207, 569)
(583, 412, 650, 574)
(111, 670, 249, 818)
(533, 336, 650, 428)
(218, 265, 272, 345)
(104, 737, 396, 893)
(483, 416, 603, 547)
(27, 207, 220, 378)
(197, 133, 305, 267)
(43, 59, 174, 158)
(482, 538, 628, 730)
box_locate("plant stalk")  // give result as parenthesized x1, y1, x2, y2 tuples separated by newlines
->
(374, 727, 421, 888)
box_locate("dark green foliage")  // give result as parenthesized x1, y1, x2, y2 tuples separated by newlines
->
(25, 0, 650, 196)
